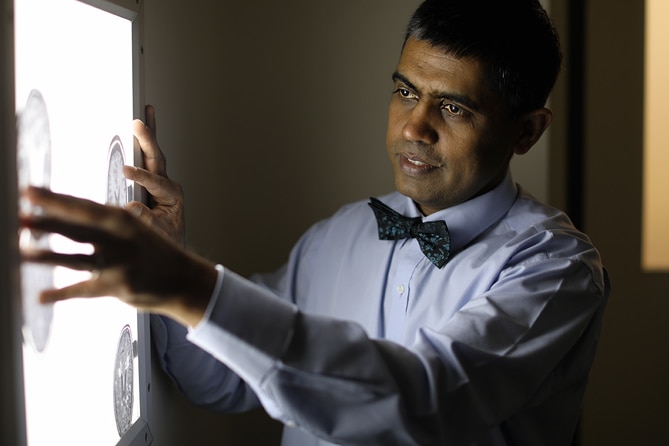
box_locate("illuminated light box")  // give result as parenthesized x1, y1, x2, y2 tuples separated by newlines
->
(14, 0, 152, 445)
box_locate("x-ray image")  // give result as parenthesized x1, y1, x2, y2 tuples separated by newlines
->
(106, 136, 130, 207)
(17, 89, 55, 353)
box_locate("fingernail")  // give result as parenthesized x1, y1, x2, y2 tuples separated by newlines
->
(129, 206, 142, 217)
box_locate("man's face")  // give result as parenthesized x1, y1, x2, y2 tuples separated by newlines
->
(386, 37, 519, 216)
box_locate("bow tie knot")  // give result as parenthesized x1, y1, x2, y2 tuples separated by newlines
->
(368, 197, 451, 268)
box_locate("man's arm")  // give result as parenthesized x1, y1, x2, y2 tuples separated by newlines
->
(151, 313, 261, 412)
(182, 219, 608, 445)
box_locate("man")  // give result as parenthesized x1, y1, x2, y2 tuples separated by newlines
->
(22, 0, 609, 444)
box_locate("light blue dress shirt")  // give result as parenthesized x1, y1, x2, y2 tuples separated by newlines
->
(152, 172, 609, 445)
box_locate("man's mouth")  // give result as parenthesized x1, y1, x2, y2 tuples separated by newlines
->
(407, 157, 430, 167)
(400, 154, 440, 174)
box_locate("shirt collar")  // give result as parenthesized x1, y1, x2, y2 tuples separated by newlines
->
(392, 171, 518, 253)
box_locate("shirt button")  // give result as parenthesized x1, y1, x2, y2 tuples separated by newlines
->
(396, 284, 406, 294)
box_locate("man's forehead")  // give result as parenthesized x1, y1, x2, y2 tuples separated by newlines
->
(397, 40, 485, 88)
(399, 38, 483, 74)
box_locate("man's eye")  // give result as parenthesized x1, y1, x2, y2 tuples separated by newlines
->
(395, 88, 414, 99)
(443, 103, 462, 115)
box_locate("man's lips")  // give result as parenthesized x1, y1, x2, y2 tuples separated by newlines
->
(399, 153, 440, 174)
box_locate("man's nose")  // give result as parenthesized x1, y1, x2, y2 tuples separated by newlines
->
(402, 104, 438, 145)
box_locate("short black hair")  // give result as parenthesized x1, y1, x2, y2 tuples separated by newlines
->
(405, 0, 562, 115)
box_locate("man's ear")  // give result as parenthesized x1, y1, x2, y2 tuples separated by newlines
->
(513, 108, 553, 155)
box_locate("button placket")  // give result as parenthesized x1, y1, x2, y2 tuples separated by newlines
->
(384, 240, 422, 344)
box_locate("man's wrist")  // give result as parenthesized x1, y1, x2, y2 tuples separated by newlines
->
(164, 256, 218, 328)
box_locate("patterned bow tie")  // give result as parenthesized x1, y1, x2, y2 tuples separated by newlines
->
(368, 197, 451, 268)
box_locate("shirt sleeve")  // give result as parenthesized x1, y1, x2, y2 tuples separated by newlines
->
(151, 309, 262, 413)
(186, 248, 608, 445)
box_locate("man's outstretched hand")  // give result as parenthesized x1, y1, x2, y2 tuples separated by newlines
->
(19, 185, 216, 328)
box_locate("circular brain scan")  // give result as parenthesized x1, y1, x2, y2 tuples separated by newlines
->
(17, 89, 55, 353)
(113, 324, 136, 437)
(106, 136, 128, 207)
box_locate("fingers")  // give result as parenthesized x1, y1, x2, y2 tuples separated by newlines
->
(22, 249, 100, 272)
(21, 249, 109, 304)
(127, 105, 186, 246)
(21, 187, 135, 243)
(23, 186, 103, 221)
(125, 201, 155, 225)
(124, 193, 185, 246)
(133, 104, 166, 177)
(123, 165, 181, 205)
(23, 215, 115, 246)
(39, 280, 105, 304)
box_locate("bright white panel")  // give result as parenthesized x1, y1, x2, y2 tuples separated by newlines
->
(15, 0, 140, 444)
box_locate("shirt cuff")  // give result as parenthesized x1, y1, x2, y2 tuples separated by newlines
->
(185, 265, 298, 387)
(189, 264, 225, 331)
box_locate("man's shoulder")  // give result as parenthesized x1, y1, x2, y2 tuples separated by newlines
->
(507, 185, 576, 232)
(502, 185, 601, 261)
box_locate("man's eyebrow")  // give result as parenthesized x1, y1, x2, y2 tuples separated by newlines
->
(392, 71, 417, 92)
(391, 70, 481, 112)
